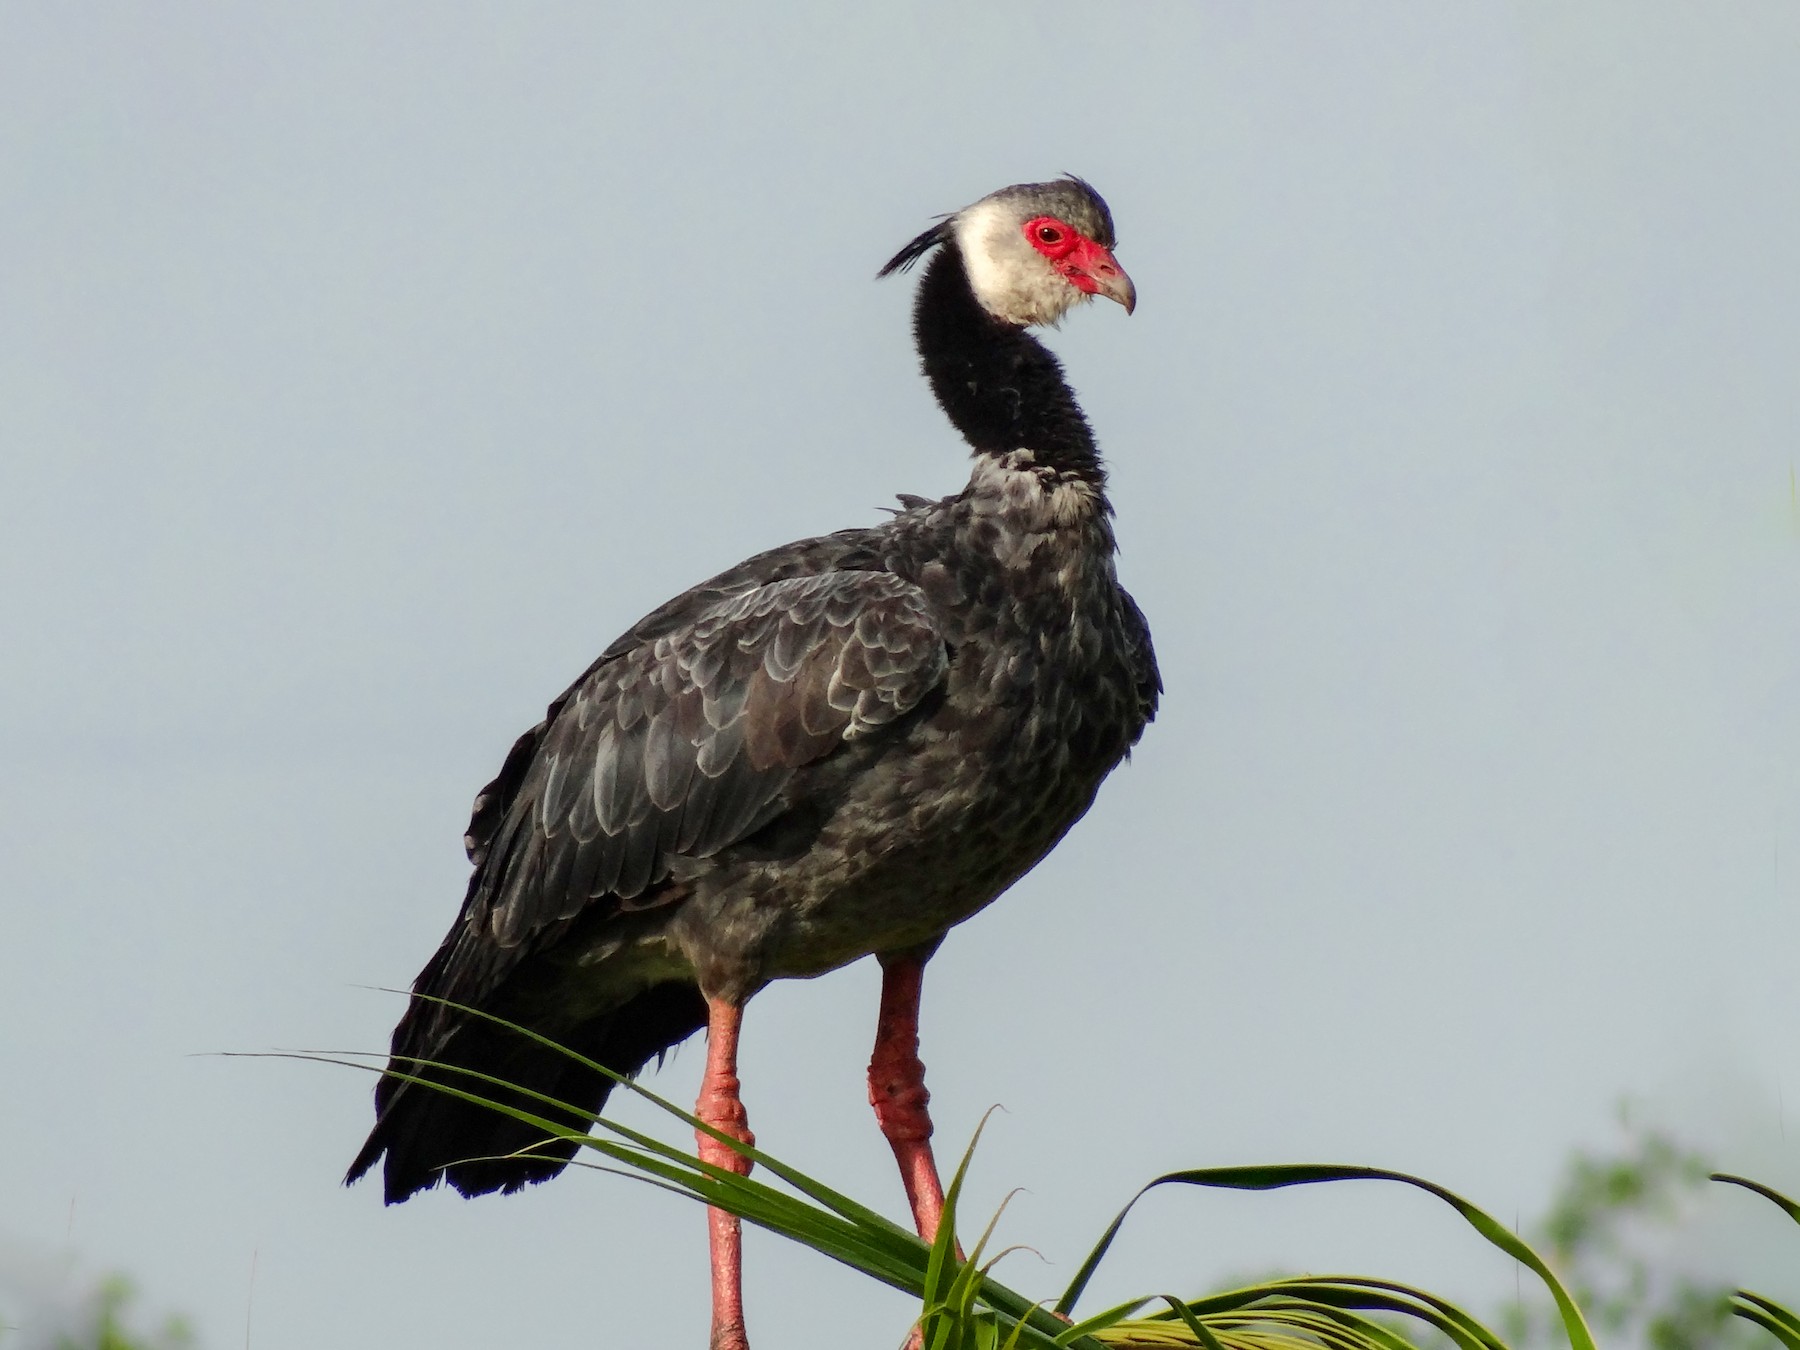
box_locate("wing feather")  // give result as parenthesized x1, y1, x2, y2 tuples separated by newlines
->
(425, 569, 947, 1012)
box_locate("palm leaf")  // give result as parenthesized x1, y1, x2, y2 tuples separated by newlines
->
(1713, 1174, 1800, 1345)
(258, 1002, 1785, 1350)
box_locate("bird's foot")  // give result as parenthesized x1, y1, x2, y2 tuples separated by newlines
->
(710, 1318, 751, 1350)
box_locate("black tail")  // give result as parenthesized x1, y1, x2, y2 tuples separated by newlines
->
(345, 981, 709, 1203)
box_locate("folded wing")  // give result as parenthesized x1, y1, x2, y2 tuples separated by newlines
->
(349, 568, 950, 1198)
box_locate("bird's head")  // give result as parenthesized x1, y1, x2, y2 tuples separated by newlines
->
(879, 177, 1135, 327)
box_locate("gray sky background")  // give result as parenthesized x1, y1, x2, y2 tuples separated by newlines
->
(3, 3, 1798, 1346)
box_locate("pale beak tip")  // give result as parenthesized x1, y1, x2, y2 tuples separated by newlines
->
(1097, 257, 1136, 315)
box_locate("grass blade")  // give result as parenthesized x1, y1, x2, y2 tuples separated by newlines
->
(1712, 1173, 1800, 1225)
(1729, 1291, 1800, 1349)
(1056, 1165, 1591, 1350)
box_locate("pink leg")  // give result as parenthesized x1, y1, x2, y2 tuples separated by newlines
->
(696, 997, 755, 1350)
(867, 955, 949, 1244)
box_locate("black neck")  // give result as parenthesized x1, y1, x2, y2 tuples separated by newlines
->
(912, 246, 1105, 483)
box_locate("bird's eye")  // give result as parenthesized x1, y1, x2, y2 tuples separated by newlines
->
(1023, 216, 1077, 259)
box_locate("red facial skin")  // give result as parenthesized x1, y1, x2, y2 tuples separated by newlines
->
(1022, 214, 1131, 304)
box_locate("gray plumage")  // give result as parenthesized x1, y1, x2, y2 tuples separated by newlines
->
(349, 176, 1160, 1203)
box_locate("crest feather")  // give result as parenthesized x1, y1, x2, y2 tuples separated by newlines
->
(877, 219, 952, 278)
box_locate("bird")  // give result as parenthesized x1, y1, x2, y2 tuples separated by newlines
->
(347, 175, 1160, 1350)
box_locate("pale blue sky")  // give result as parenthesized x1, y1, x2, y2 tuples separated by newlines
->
(3, 4, 1798, 1346)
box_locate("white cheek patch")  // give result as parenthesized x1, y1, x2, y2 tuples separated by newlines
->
(953, 200, 1086, 328)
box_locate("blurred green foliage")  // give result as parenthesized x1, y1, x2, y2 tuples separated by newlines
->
(0, 1274, 194, 1350)
(1501, 1126, 1757, 1349)
(71, 1276, 195, 1350)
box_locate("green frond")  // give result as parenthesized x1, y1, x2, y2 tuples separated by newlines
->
(263, 1003, 1798, 1350)
(1713, 1174, 1800, 1345)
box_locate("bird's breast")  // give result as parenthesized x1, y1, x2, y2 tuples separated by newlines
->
(724, 512, 1146, 980)
(667, 471, 1156, 997)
